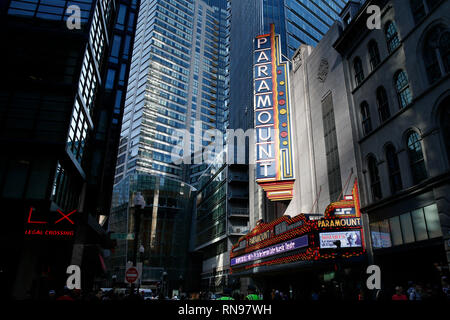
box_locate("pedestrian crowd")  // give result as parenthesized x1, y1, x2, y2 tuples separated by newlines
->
(41, 277, 450, 301)
(389, 278, 450, 301)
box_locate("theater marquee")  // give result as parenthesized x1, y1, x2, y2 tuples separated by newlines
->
(230, 180, 365, 274)
(254, 24, 295, 201)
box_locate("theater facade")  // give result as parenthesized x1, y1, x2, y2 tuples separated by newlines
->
(230, 181, 370, 300)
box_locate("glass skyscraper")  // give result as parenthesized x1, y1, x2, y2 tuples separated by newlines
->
(1, 0, 129, 299)
(108, 0, 230, 290)
(114, 0, 229, 185)
(230, 0, 350, 131)
(265, 0, 350, 58)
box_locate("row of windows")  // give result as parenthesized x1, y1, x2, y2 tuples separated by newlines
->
(354, 7, 449, 88)
(89, 4, 106, 67)
(423, 24, 450, 84)
(360, 70, 412, 136)
(78, 49, 97, 114)
(370, 203, 442, 249)
(410, 0, 442, 24)
(156, 1, 193, 28)
(353, 21, 400, 88)
(67, 99, 89, 163)
(8, 0, 92, 25)
(367, 131, 427, 202)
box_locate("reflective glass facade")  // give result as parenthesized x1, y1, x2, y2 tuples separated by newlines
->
(114, 0, 230, 185)
(229, 0, 348, 131)
(108, 174, 195, 285)
(1, 0, 125, 298)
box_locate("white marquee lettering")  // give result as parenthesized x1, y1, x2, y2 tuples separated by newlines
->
(258, 144, 273, 159)
(256, 95, 272, 108)
(260, 162, 272, 177)
(257, 65, 269, 77)
(257, 50, 269, 63)
(257, 111, 272, 124)
(258, 127, 271, 141)
(257, 37, 268, 49)
(257, 80, 270, 92)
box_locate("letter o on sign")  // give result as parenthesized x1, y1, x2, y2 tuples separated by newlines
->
(257, 111, 272, 124)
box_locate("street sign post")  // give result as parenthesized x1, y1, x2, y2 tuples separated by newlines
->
(125, 267, 139, 284)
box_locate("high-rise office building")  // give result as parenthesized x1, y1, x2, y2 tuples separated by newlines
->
(108, 0, 230, 292)
(113, 0, 229, 185)
(229, 0, 350, 131)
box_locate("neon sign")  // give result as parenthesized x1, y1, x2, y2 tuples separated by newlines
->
(231, 235, 308, 267)
(24, 206, 77, 239)
(254, 24, 295, 201)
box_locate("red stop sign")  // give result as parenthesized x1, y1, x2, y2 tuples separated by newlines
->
(125, 267, 139, 283)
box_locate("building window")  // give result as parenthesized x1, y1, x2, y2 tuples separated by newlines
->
(370, 203, 442, 250)
(353, 57, 364, 86)
(322, 93, 342, 202)
(368, 155, 382, 201)
(395, 70, 413, 108)
(410, 0, 426, 23)
(368, 40, 381, 70)
(389, 216, 403, 246)
(440, 99, 450, 166)
(105, 69, 116, 90)
(385, 21, 400, 53)
(376, 86, 391, 122)
(423, 24, 450, 84)
(407, 131, 428, 184)
(360, 101, 372, 136)
(385, 144, 402, 194)
(426, 0, 441, 10)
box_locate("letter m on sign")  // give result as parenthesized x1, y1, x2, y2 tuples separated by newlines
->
(256, 95, 272, 108)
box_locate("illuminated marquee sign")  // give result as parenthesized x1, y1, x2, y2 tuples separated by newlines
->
(24, 206, 77, 239)
(231, 235, 308, 267)
(317, 217, 361, 228)
(319, 231, 362, 249)
(230, 179, 365, 273)
(254, 24, 295, 201)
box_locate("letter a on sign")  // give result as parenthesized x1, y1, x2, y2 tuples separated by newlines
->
(66, 265, 81, 290)
(366, 265, 381, 290)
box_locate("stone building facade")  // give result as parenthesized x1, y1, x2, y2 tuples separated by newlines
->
(334, 0, 450, 288)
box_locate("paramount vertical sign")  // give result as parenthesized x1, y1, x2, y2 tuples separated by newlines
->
(254, 24, 295, 201)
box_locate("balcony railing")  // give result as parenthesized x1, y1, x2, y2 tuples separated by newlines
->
(229, 226, 249, 235)
(228, 175, 248, 183)
(228, 207, 248, 216)
(228, 192, 249, 199)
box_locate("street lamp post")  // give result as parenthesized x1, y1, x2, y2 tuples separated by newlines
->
(132, 192, 146, 294)
(162, 271, 168, 299)
(138, 245, 144, 293)
(333, 240, 344, 300)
